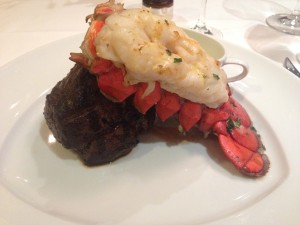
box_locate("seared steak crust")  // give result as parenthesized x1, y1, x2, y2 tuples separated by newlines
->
(44, 64, 155, 166)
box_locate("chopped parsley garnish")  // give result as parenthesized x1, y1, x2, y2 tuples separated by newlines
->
(173, 57, 182, 63)
(166, 49, 172, 56)
(226, 118, 241, 133)
(213, 73, 220, 80)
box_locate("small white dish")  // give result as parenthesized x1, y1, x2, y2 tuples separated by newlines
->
(184, 28, 249, 82)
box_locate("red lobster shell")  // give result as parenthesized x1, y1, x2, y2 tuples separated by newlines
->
(70, 0, 270, 177)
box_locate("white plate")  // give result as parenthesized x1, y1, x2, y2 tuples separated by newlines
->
(0, 33, 299, 225)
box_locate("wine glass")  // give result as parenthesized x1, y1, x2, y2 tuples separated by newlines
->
(266, 0, 300, 35)
(192, 0, 223, 37)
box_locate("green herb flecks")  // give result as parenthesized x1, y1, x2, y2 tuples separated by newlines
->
(226, 118, 241, 133)
(202, 74, 207, 79)
(213, 73, 220, 80)
(250, 126, 257, 132)
(173, 57, 182, 63)
(164, 19, 169, 26)
(166, 49, 172, 56)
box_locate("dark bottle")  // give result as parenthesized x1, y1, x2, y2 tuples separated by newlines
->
(142, 0, 173, 18)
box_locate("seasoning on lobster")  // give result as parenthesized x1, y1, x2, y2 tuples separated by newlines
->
(69, 0, 270, 177)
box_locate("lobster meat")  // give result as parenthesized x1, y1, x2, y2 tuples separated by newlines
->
(70, 0, 270, 177)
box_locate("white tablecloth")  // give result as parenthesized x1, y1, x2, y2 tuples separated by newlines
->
(0, 0, 299, 68)
(1, 1, 300, 225)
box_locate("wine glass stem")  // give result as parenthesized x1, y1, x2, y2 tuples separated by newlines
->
(195, 0, 208, 29)
(293, 0, 300, 15)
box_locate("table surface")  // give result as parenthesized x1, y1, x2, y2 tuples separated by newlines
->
(0, 0, 300, 68)
(1, 1, 300, 225)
